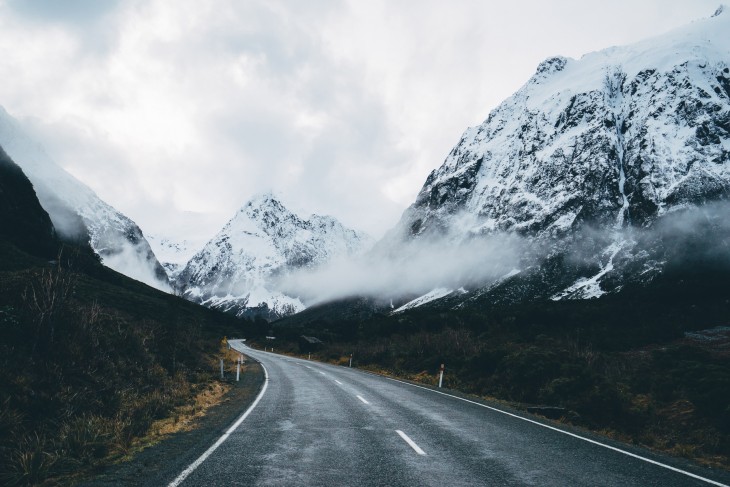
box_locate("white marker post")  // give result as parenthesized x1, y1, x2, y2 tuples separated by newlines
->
(349, 353, 353, 368)
(438, 363, 444, 388)
(308, 353, 311, 360)
(236, 358, 241, 382)
(220, 359, 224, 379)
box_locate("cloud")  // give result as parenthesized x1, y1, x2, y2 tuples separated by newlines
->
(279, 232, 523, 305)
(6, 0, 121, 25)
(0, 0, 721, 246)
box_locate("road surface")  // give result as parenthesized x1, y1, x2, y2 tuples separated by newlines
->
(169, 340, 730, 486)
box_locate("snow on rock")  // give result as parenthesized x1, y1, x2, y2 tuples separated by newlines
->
(386, 7, 730, 303)
(0, 106, 170, 291)
(392, 287, 454, 314)
(177, 193, 373, 319)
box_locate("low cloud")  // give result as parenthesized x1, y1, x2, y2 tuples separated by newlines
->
(279, 233, 522, 305)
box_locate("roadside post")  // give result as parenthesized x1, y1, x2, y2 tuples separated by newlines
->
(220, 358, 224, 379)
(349, 353, 353, 368)
(438, 363, 445, 388)
(236, 357, 241, 382)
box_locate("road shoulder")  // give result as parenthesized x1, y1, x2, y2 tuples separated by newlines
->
(78, 359, 265, 487)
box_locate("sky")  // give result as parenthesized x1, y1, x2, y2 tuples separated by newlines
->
(0, 0, 721, 242)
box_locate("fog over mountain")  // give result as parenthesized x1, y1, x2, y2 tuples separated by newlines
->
(0, 107, 170, 291)
(277, 7, 730, 311)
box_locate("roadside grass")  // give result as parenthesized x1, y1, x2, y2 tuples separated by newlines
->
(0, 243, 251, 486)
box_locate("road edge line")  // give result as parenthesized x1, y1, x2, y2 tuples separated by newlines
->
(384, 376, 728, 487)
(167, 361, 269, 487)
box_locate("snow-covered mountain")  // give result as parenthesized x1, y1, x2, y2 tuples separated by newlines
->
(0, 106, 170, 291)
(177, 193, 372, 319)
(385, 6, 730, 307)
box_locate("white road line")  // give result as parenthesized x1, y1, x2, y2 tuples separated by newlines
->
(356, 395, 370, 405)
(334, 380, 343, 385)
(168, 363, 269, 487)
(304, 365, 312, 369)
(319, 371, 326, 376)
(385, 378, 728, 487)
(396, 430, 426, 456)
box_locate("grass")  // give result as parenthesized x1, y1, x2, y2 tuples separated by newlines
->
(0, 243, 253, 485)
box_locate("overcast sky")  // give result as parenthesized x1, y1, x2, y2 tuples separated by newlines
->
(0, 0, 720, 241)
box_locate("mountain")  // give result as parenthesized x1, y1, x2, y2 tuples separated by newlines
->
(0, 147, 57, 258)
(177, 193, 372, 319)
(382, 6, 730, 307)
(0, 106, 170, 291)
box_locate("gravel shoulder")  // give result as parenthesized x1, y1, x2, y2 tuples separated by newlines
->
(78, 359, 265, 487)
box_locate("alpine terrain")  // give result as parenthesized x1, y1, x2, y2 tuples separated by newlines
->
(382, 5, 730, 308)
(177, 193, 372, 319)
(0, 106, 170, 291)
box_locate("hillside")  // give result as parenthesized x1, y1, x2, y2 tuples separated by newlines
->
(0, 158, 249, 485)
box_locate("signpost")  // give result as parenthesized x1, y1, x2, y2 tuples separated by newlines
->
(438, 363, 445, 388)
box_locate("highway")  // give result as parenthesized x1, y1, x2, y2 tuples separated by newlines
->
(169, 340, 730, 486)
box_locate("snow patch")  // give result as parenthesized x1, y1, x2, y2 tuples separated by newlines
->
(392, 288, 454, 314)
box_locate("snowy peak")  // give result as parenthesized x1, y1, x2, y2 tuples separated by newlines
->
(178, 195, 372, 319)
(397, 7, 730, 244)
(384, 7, 730, 307)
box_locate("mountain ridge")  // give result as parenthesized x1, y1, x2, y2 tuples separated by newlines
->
(177, 193, 373, 319)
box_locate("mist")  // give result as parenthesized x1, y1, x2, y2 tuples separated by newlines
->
(278, 232, 523, 306)
(100, 239, 172, 293)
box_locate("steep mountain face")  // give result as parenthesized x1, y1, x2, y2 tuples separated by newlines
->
(177, 193, 372, 319)
(386, 7, 730, 305)
(0, 107, 170, 291)
(0, 147, 57, 258)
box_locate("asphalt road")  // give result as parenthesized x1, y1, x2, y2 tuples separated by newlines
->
(169, 340, 730, 486)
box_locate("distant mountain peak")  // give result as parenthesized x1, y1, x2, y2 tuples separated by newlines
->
(177, 196, 372, 319)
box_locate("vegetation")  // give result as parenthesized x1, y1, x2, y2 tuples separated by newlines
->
(0, 242, 252, 485)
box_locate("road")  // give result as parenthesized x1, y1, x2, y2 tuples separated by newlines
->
(169, 340, 730, 486)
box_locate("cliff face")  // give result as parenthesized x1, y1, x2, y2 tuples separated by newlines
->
(381, 8, 730, 306)
(393, 10, 730, 244)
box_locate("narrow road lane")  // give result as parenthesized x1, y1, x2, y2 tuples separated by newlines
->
(171, 341, 730, 486)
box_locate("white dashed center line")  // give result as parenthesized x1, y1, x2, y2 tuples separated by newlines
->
(396, 430, 426, 456)
(356, 395, 370, 405)
(334, 380, 343, 385)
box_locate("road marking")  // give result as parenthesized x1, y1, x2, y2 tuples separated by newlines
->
(334, 380, 343, 385)
(319, 371, 326, 376)
(304, 365, 312, 369)
(356, 395, 370, 405)
(396, 430, 426, 456)
(385, 377, 728, 487)
(168, 362, 269, 487)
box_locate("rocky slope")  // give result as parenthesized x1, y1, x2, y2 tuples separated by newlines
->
(383, 7, 730, 306)
(0, 106, 170, 291)
(177, 193, 372, 319)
